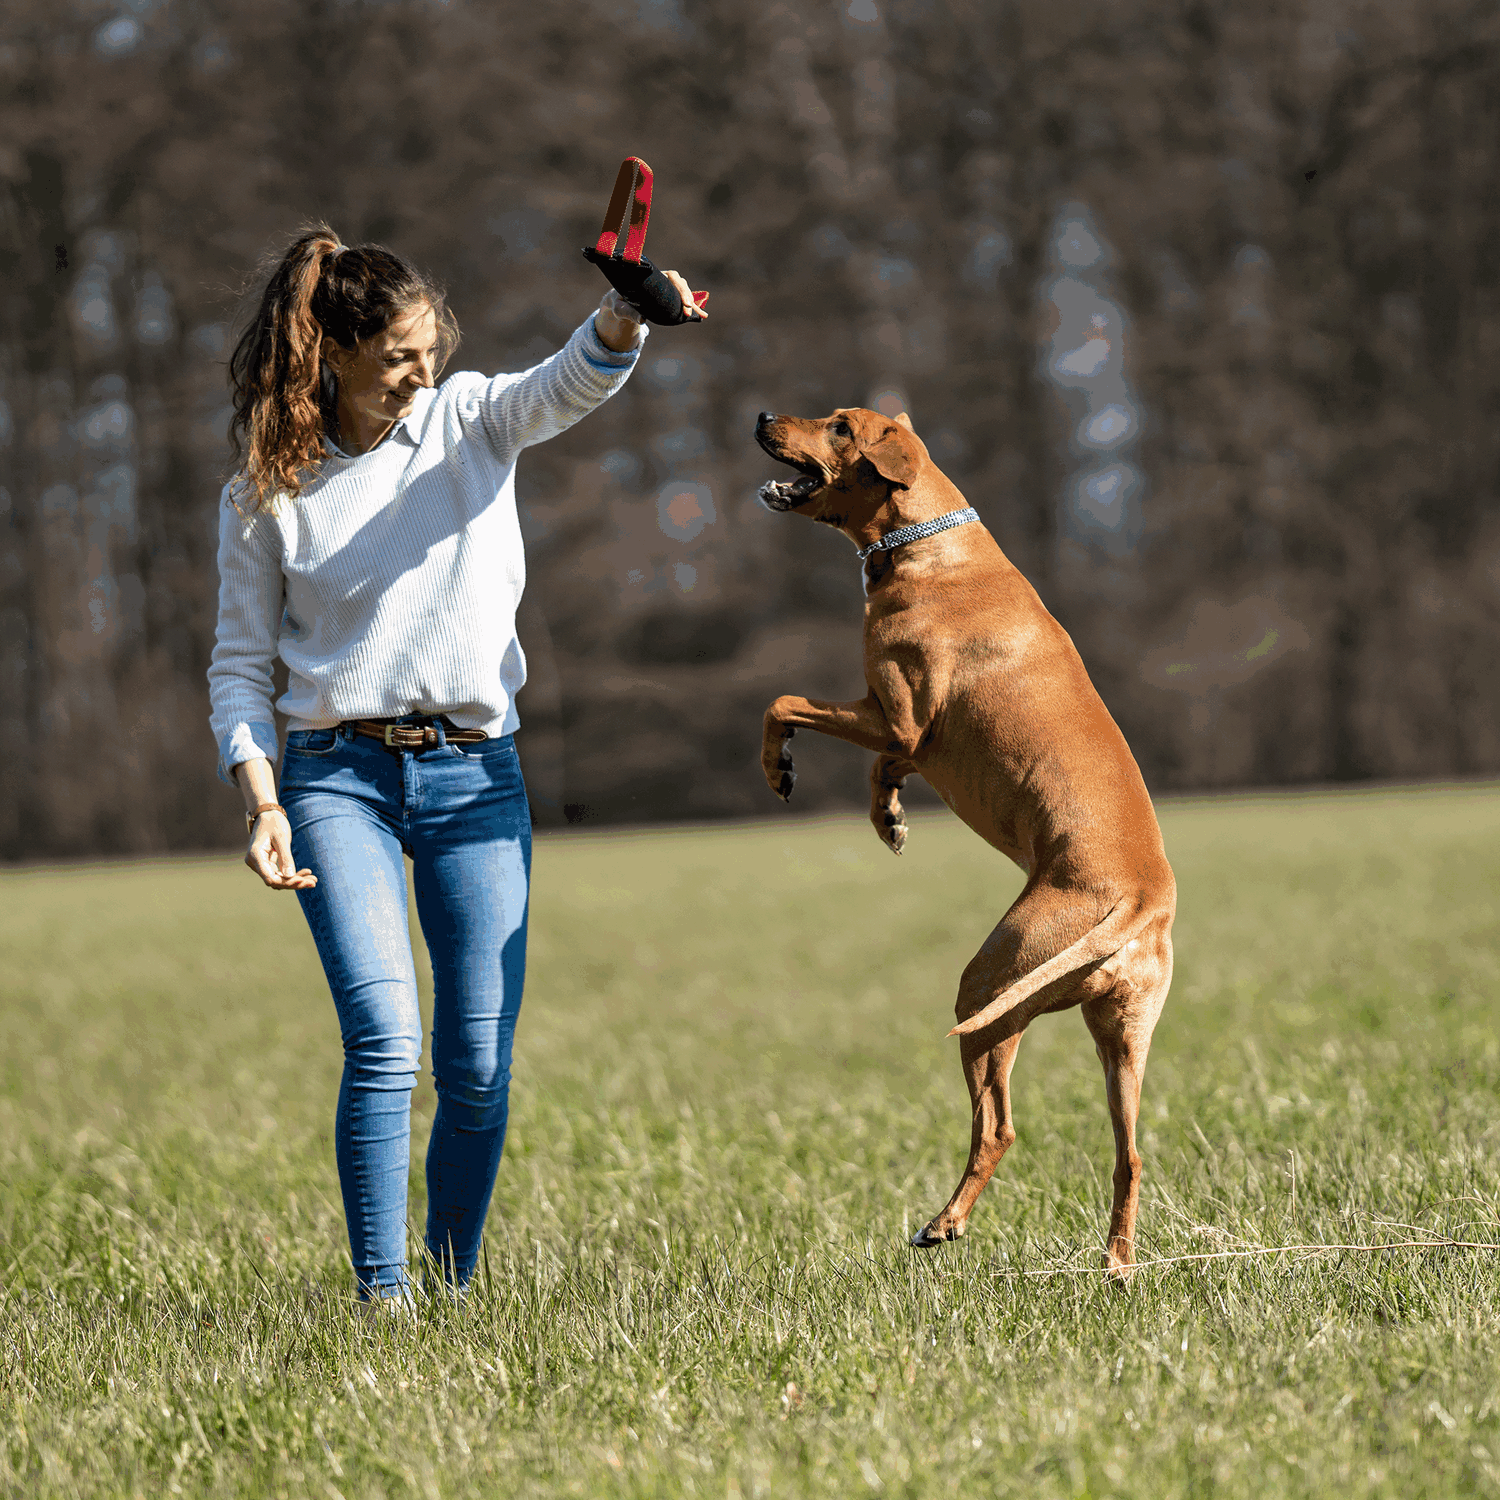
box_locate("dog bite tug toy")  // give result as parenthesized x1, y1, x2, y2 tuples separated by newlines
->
(582, 157, 708, 326)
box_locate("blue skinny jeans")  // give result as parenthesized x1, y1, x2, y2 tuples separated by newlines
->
(279, 721, 529, 1299)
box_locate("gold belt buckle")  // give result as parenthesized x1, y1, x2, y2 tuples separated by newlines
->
(383, 723, 401, 747)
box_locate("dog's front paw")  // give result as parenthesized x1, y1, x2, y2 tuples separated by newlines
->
(870, 771, 909, 855)
(874, 804, 907, 855)
(762, 724, 796, 802)
(870, 755, 914, 856)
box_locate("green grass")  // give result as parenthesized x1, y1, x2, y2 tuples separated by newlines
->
(2, 785, 1499, 1499)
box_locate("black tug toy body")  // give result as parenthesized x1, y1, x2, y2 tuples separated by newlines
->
(582, 157, 708, 327)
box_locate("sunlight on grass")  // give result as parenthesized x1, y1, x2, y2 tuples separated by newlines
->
(2, 785, 1498, 1497)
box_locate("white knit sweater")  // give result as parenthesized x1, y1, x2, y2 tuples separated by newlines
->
(208, 314, 645, 782)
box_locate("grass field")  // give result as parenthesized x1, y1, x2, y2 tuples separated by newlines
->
(2, 785, 1499, 1499)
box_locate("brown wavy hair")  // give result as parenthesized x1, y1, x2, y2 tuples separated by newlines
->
(228, 224, 460, 511)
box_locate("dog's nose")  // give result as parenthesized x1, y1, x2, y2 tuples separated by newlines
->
(757, 411, 776, 427)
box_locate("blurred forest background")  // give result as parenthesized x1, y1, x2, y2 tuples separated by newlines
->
(3, 0, 1498, 855)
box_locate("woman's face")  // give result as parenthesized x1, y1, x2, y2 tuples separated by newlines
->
(322, 302, 439, 431)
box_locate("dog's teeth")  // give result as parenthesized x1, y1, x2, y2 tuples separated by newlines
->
(758, 472, 821, 512)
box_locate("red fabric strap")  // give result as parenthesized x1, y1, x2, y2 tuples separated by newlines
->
(592, 157, 653, 264)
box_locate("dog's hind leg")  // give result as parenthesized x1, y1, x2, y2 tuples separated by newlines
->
(1080, 923, 1172, 1274)
(912, 882, 1102, 1249)
(870, 754, 916, 855)
(911, 1027, 1022, 1247)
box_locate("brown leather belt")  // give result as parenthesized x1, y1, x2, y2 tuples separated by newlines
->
(346, 717, 489, 749)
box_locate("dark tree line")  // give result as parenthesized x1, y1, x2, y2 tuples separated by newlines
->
(2, 0, 1497, 855)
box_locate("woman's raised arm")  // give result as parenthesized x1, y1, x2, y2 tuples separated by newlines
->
(454, 269, 709, 460)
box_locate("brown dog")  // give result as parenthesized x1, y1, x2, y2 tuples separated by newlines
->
(754, 406, 1176, 1270)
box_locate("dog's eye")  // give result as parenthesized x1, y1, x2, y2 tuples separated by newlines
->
(831, 421, 851, 437)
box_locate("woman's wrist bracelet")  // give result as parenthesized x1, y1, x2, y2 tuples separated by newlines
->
(246, 802, 287, 832)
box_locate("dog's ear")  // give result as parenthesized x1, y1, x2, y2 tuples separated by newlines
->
(893, 411, 914, 432)
(858, 417, 924, 488)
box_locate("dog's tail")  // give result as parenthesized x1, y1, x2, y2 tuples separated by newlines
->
(947, 898, 1154, 1038)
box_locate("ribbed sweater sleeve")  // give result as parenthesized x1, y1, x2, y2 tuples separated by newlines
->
(207, 488, 285, 783)
(455, 316, 647, 458)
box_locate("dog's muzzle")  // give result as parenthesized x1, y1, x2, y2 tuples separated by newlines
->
(755, 416, 823, 511)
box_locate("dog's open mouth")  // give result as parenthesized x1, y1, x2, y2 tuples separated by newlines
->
(757, 470, 822, 512)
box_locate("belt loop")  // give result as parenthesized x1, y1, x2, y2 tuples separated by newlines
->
(434, 718, 448, 749)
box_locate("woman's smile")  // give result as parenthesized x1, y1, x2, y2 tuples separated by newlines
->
(324, 303, 439, 452)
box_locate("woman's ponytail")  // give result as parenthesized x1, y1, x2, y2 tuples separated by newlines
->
(228, 224, 459, 511)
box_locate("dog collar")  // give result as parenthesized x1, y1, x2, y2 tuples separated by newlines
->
(856, 507, 981, 562)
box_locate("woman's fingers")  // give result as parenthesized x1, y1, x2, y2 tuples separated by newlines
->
(244, 816, 317, 890)
(244, 842, 282, 886)
(664, 270, 708, 319)
(272, 822, 318, 888)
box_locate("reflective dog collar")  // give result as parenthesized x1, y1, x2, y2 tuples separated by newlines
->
(856, 507, 981, 562)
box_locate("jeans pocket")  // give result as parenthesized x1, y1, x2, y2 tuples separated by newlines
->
(470, 740, 520, 775)
(285, 728, 341, 757)
(441, 734, 506, 760)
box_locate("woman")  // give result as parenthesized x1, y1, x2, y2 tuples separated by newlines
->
(208, 225, 705, 1307)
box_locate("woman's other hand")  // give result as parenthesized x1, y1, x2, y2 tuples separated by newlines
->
(234, 756, 317, 890)
(245, 809, 317, 890)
